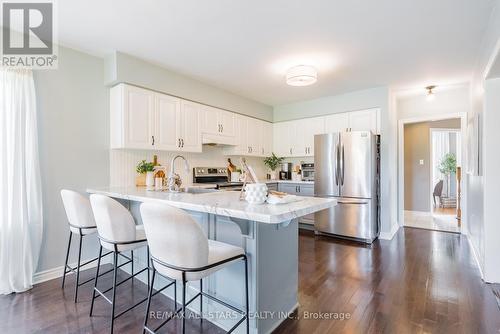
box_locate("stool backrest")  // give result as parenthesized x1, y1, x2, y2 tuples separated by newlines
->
(89, 194, 137, 243)
(61, 189, 96, 228)
(140, 202, 209, 270)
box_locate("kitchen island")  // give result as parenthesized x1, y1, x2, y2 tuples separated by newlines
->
(87, 186, 336, 334)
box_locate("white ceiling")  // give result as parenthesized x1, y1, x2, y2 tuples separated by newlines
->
(57, 0, 495, 106)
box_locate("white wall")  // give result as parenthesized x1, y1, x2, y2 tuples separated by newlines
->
(110, 146, 267, 187)
(467, 0, 500, 281)
(272, 87, 399, 239)
(483, 78, 500, 282)
(105, 51, 274, 122)
(34, 46, 109, 272)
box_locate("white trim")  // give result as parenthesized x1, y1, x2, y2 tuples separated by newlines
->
(263, 302, 300, 334)
(398, 112, 468, 235)
(484, 35, 500, 79)
(379, 222, 399, 240)
(467, 234, 485, 281)
(33, 256, 111, 285)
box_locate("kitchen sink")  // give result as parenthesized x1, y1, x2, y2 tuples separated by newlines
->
(180, 187, 218, 194)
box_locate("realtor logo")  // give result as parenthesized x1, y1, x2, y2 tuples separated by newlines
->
(1, 0, 58, 68)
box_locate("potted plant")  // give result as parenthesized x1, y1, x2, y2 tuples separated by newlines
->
(438, 153, 457, 197)
(263, 153, 284, 180)
(136, 160, 155, 186)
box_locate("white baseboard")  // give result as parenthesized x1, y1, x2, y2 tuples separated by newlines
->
(33, 256, 112, 285)
(379, 222, 399, 240)
(467, 234, 485, 281)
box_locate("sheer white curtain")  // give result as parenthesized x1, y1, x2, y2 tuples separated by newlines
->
(0, 68, 43, 294)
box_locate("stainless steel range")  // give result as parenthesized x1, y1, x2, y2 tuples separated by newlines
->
(193, 167, 244, 191)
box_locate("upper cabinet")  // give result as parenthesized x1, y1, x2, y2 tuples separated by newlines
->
(200, 105, 237, 145)
(224, 115, 273, 157)
(110, 83, 201, 152)
(274, 108, 380, 158)
(324, 108, 380, 134)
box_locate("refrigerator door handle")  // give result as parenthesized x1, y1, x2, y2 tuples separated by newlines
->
(335, 142, 339, 186)
(341, 144, 345, 185)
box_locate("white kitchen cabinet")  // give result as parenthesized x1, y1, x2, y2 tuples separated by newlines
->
(224, 116, 272, 157)
(302, 117, 325, 156)
(273, 122, 290, 157)
(178, 100, 202, 152)
(261, 121, 273, 156)
(274, 118, 324, 158)
(324, 112, 349, 133)
(324, 109, 380, 134)
(154, 94, 180, 151)
(200, 105, 236, 145)
(110, 84, 155, 149)
(110, 83, 201, 152)
(348, 108, 379, 134)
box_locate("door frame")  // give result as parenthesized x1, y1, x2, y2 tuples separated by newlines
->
(429, 128, 461, 213)
(398, 112, 467, 233)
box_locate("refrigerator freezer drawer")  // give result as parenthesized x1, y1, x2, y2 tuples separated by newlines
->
(314, 198, 378, 243)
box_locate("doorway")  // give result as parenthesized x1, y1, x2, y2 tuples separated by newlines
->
(402, 118, 463, 233)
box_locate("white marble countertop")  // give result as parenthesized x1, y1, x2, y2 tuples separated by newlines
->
(87, 186, 335, 224)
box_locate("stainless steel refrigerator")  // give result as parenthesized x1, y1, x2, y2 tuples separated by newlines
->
(314, 131, 379, 243)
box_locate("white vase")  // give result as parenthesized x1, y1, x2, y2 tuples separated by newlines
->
(245, 183, 268, 204)
(270, 170, 277, 180)
(146, 171, 155, 189)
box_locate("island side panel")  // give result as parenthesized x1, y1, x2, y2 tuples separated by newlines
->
(256, 219, 299, 334)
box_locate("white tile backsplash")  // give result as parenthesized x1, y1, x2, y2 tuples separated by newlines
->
(110, 145, 268, 186)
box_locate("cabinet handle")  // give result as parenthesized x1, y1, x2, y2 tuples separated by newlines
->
(178, 138, 181, 148)
(151, 136, 155, 146)
(221, 125, 224, 133)
(181, 138, 184, 148)
(298, 186, 300, 193)
(289, 148, 292, 155)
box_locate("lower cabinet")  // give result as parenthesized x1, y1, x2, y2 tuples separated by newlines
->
(266, 182, 278, 191)
(277, 183, 315, 226)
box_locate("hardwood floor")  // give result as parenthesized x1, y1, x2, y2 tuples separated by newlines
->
(1, 227, 498, 333)
(276, 228, 500, 334)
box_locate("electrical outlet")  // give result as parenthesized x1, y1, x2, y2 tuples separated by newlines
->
(419, 159, 424, 165)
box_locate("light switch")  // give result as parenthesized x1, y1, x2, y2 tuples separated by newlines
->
(419, 159, 424, 165)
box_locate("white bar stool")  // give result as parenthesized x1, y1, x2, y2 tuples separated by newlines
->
(60, 189, 114, 302)
(140, 202, 249, 334)
(89, 194, 160, 334)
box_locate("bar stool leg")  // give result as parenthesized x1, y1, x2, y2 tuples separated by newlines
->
(143, 268, 156, 334)
(146, 247, 150, 290)
(89, 245, 103, 316)
(244, 257, 249, 334)
(110, 252, 118, 334)
(181, 274, 187, 334)
(74, 233, 83, 302)
(199, 279, 203, 321)
(61, 231, 72, 288)
(131, 250, 134, 277)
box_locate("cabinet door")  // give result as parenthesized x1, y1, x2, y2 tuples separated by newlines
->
(219, 110, 236, 137)
(179, 101, 202, 152)
(236, 115, 249, 154)
(273, 122, 289, 157)
(155, 94, 180, 151)
(297, 185, 314, 196)
(124, 85, 155, 149)
(325, 113, 349, 133)
(303, 117, 325, 156)
(200, 105, 220, 135)
(246, 117, 261, 155)
(262, 121, 273, 156)
(348, 108, 379, 134)
(278, 183, 299, 195)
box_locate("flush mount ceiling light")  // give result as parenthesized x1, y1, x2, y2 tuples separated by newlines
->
(426, 85, 436, 101)
(286, 65, 317, 86)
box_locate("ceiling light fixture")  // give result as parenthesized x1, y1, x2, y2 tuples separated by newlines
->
(426, 85, 436, 101)
(286, 65, 317, 86)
